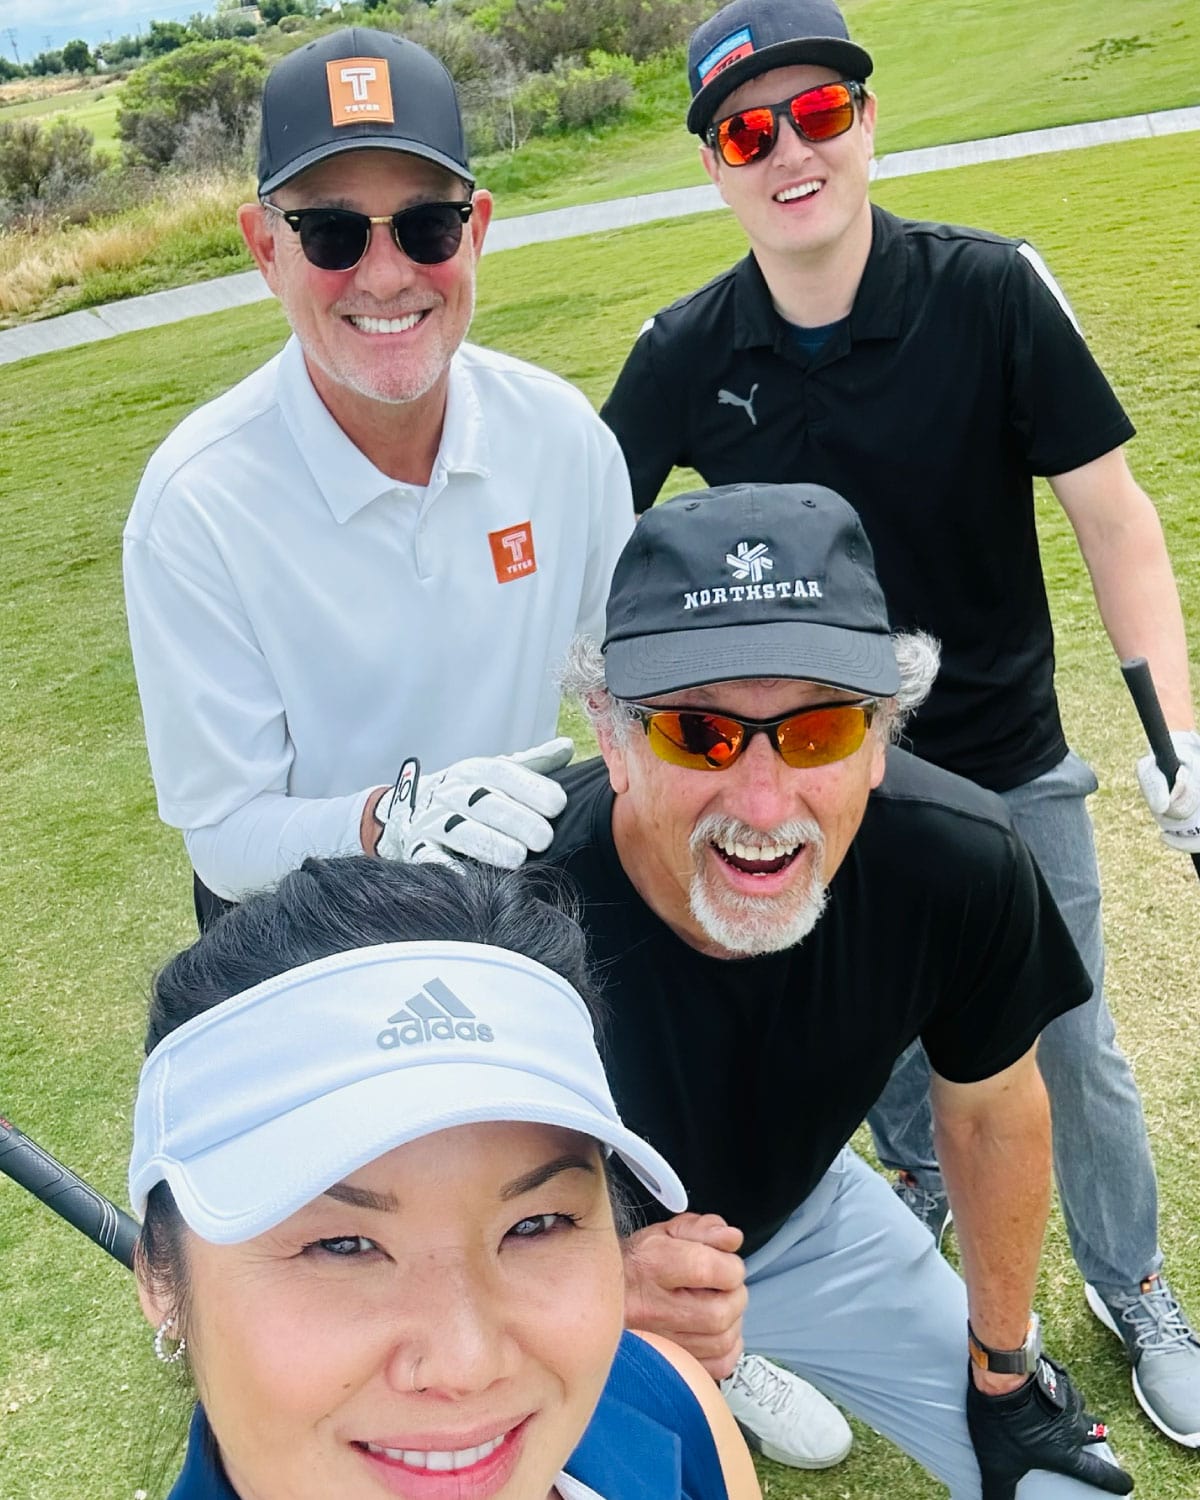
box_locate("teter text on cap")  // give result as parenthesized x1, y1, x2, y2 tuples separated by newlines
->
(686, 0, 873, 136)
(602, 482, 898, 701)
(258, 27, 473, 196)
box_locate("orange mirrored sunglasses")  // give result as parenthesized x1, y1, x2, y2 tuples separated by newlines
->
(629, 699, 877, 771)
(708, 80, 865, 168)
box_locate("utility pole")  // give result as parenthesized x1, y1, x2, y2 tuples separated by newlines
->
(4, 28, 19, 64)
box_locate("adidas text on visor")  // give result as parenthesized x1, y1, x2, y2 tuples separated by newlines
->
(130, 941, 687, 1243)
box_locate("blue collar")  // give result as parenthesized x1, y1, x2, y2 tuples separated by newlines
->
(168, 1334, 693, 1500)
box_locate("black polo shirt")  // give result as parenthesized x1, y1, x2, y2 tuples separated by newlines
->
(538, 752, 1091, 1255)
(600, 206, 1135, 791)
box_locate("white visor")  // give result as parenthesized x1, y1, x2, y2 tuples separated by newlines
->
(129, 941, 686, 1243)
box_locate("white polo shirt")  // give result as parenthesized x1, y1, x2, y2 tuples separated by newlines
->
(124, 336, 634, 898)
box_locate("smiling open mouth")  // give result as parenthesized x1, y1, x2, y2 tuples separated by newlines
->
(358, 1431, 507, 1470)
(346, 311, 426, 334)
(711, 834, 804, 875)
(774, 181, 823, 204)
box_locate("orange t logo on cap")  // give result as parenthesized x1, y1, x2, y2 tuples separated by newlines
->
(488, 522, 537, 584)
(326, 58, 394, 126)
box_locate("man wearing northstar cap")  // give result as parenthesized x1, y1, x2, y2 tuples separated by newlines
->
(406, 480, 1137, 1496)
(600, 0, 1200, 1461)
(124, 28, 633, 928)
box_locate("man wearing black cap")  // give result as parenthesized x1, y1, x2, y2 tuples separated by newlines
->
(124, 28, 633, 924)
(600, 0, 1200, 1455)
(412, 480, 1135, 1494)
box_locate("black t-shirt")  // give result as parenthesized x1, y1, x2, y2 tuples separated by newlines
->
(541, 753, 1091, 1256)
(600, 207, 1135, 792)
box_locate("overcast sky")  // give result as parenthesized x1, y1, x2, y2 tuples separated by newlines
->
(1, 1, 215, 64)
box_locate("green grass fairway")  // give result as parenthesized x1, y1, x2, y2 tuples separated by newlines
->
(1, 133, 1198, 1500)
(479, 0, 1199, 214)
(0, 81, 123, 151)
(2, 0, 1197, 325)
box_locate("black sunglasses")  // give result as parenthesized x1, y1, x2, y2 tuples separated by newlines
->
(262, 199, 474, 271)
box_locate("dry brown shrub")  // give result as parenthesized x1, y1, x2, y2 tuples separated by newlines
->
(0, 77, 96, 106)
(0, 168, 251, 320)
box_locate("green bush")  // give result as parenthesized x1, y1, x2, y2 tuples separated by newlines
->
(0, 117, 101, 204)
(116, 40, 268, 170)
(29, 50, 66, 76)
(61, 39, 94, 74)
(145, 20, 191, 56)
(478, 0, 705, 70)
(538, 52, 635, 131)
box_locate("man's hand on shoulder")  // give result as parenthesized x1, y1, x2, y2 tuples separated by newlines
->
(374, 739, 574, 868)
(967, 1355, 1133, 1498)
(622, 1212, 747, 1381)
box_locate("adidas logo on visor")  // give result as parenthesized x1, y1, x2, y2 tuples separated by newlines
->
(377, 978, 495, 1050)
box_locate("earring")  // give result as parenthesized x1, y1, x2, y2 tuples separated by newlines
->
(154, 1316, 188, 1364)
(411, 1355, 427, 1393)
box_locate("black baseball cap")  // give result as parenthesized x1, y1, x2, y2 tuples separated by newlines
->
(686, 0, 873, 136)
(603, 483, 898, 700)
(258, 27, 473, 196)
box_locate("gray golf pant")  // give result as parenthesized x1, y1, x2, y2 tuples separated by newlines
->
(743, 1147, 1117, 1496)
(866, 749, 1161, 1295)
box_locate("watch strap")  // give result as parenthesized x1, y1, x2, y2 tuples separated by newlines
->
(968, 1314, 1042, 1375)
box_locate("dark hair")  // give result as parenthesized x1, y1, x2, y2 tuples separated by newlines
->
(138, 856, 629, 1314)
(146, 856, 598, 1050)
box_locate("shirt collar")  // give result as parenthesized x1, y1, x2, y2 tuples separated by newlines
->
(168, 1408, 238, 1499)
(275, 337, 490, 524)
(565, 1386, 680, 1498)
(733, 203, 907, 349)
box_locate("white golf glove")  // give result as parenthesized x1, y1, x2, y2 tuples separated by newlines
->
(1136, 729, 1200, 852)
(376, 738, 574, 869)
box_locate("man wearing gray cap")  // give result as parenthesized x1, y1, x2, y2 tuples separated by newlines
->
(411, 479, 1137, 1496)
(601, 0, 1200, 1457)
(124, 28, 633, 927)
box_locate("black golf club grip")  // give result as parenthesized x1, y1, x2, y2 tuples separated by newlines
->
(0, 1115, 138, 1270)
(1120, 657, 1181, 784)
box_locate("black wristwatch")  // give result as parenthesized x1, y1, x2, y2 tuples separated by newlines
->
(968, 1313, 1042, 1375)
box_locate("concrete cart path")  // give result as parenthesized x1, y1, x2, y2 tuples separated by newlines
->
(1, 104, 1197, 368)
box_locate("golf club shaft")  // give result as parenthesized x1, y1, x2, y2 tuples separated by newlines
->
(0, 1114, 138, 1270)
(1120, 656, 1200, 879)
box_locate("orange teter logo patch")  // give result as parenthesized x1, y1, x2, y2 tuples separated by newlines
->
(488, 523, 537, 584)
(326, 58, 394, 126)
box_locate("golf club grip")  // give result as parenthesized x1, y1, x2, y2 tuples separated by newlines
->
(1120, 657, 1180, 784)
(0, 1115, 138, 1270)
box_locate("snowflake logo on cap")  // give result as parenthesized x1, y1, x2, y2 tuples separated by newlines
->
(726, 541, 773, 584)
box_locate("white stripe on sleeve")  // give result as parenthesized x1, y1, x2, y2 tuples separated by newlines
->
(1017, 242, 1082, 334)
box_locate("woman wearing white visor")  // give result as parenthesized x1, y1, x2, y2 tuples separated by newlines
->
(128, 856, 758, 1500)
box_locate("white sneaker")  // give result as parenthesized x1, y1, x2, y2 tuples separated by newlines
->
(720, 1353, 852, 1468)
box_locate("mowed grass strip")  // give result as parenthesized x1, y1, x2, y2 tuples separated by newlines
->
(0, 81, 124, 151)
(0, 133, 1198, 1500)
(1, 0, 1196, 326)
(479, 0, 1200, 213)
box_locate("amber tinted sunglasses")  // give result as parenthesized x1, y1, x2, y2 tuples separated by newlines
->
(707, 81, 865, 167)
(629, 699, 877, 771)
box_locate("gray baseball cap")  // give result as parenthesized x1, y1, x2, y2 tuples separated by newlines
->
(258, 27, 473, 196)
(603, 483, 898, 700)
(687, 0, 873, 136)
